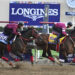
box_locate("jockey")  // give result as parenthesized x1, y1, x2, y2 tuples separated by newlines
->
(52, 22, 72, 44)
(3, 21, 24, 44)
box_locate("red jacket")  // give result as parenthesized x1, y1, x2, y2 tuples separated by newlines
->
(54, 23, 67, 36)
(5, 23, 19, 35)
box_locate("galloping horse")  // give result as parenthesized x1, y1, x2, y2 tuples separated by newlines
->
(35, 32, 75, 64)
(59, 28, 75, 62)
(35, 33, 62, 65)
(0, 27, 39, 67)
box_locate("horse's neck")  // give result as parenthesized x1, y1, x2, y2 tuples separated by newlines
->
(21, 30, 31, 38)
(15, 36, 26, 45)
(70, 30, 75, 37)
(63, 36, 73, 45)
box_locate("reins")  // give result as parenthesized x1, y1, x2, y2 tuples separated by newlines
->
(61, 36, 75, 47)
(19, 28, 39, 42)
(20, 36, 30, 41)
(71, 37, 75, 39)
(69, 36, 75, 47)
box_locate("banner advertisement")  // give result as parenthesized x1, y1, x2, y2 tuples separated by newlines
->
(9, 3, 60, 26)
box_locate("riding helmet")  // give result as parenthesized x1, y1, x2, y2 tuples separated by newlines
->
(18, 21, 24, 26)
(67, 22, 72, 26)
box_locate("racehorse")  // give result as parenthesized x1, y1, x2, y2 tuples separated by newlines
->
(59, 29, 75, 62)
(0, 27, 39, 67)
(35, 34, 62, 65)
(35, 32, 75, 65)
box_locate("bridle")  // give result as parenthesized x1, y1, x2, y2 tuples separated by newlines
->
(32, 29, 39, 38)
(19, 28, 39, 42)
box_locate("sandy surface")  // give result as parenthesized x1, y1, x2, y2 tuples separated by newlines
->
(0, 61, 75, 75)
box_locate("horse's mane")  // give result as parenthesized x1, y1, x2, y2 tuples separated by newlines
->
(21, 28, 29, 34)
(21, 27, 34, 35)
(69, 28, 75, 37)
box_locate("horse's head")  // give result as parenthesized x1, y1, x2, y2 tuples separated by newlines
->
(21, 27, 39, 39)
(30, 27, 39, 38)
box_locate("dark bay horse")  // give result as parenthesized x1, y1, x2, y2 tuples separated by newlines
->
(35, 33, 75, 65)
(59, 29, 75, 62)
(0, 27, 39, 67)
(35, 34, 62, 65)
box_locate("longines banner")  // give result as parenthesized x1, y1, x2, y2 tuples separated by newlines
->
(9, 3, 60, 26)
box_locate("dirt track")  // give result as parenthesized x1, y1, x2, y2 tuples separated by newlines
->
(0, 61, 75, 75)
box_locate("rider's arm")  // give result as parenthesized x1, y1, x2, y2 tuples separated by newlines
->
(12, 25, 19, 35)
(62, 28, 68, 36)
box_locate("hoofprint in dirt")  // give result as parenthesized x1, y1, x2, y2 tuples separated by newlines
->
(0, 61, 75, 75)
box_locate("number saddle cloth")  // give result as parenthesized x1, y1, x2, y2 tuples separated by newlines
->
(0, 33, 13, 44)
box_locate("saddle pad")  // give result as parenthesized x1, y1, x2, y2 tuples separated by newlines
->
(48, 33, 65, 44)
(0, 33, 7, 40)
(0, 33, 13, 44)
(48, 33, 57, 43)
(0, 33, 8, 44)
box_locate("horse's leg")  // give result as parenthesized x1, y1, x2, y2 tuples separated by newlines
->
(42, 49, 47, 57)
(46, 47, 55, 62)
(26, 49, 34, 65)
(59, 47, 68, 63)
(12, 50, 23, 61)
(63, 51, 68, 62)
(42, 45, 48, 57)
(0, 49, 5, 66)
(0, 51, 15, 67)
(0, 49, 4, 58)
(0, 47, 10, 66)
(47, 45, 62, 66)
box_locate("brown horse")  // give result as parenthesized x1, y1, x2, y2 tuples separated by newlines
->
(59, 29, 75, 62)
(35, 32, 75, 64)
(35, 33, 62, 65)
(0, 27, 39, 67)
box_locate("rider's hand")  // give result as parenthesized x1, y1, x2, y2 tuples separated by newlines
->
(19, 33, 21, 36)
(18, 32, 21, 36)
(66, 34, 69, 36)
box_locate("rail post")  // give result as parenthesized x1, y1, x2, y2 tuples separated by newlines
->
(42, 5, 49, 34)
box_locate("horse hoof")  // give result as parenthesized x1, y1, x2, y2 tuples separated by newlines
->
(0, 62, 4, 67)
(31, 62, 34, 66)
(54, 58, 63, 66)
(8, 62, 16, 68)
